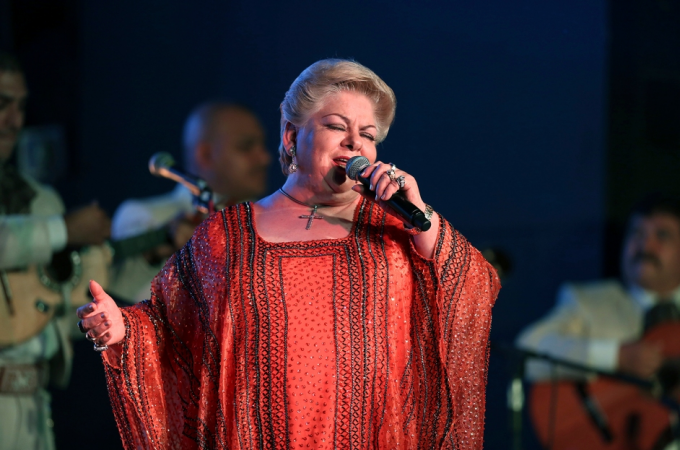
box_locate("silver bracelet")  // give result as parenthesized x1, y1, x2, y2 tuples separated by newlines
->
(403, 204, 434, 235)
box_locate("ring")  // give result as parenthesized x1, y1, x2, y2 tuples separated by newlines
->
(396, 175, 406, 189)
(77, 320, 86, 333)
(85, 332, 96, 342)
(94, 341, 108, 352)
(386, 163, 397, 181)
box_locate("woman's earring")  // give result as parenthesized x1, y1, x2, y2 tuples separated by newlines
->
(288, 145, 298, 173)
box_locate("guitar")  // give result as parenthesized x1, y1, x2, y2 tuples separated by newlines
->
(0, 226, 174, 347)
(529, 322, 680, 450)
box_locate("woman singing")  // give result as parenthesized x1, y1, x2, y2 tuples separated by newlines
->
(77, 59, 500, 449)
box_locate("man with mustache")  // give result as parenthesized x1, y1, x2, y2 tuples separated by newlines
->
(517, 194, 680, 380)
(109, 102, 271, 302)
(0, 52, 110, 449)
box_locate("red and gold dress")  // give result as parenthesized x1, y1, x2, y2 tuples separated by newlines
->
(103, 199, 500, 450)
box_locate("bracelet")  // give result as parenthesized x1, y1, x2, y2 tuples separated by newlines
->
(403, 204, 434, 235)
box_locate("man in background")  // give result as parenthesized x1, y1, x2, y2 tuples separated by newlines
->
(0, 51, 110, 450)
(517, 194, 680, 381)
(109, 101, 271, 302)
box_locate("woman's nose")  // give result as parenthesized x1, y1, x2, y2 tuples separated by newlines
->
(342, 131, 362, 152)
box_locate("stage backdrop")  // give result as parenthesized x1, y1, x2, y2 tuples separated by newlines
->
(44, 1, 607, 448)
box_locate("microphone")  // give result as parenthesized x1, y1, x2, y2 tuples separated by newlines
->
(148, 152, 206, 196)
(346, 156, 431, 232)
(148, 152, 213, 213)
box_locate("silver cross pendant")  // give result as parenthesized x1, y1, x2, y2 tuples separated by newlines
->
(299, 205, 324, 230)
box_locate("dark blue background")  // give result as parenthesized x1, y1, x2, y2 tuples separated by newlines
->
(8, 1, 611, 448)
(73, 2, 607, 447)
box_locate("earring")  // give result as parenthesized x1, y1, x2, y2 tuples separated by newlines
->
(288, 145, 298, 173)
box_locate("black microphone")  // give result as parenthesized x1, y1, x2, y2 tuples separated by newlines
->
(346, 156, 431, 232)
(148, 152, 213, 213)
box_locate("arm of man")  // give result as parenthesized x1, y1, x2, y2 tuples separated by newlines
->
(107, 201, 161, 302)
(107, 195, 197, 303)
(0, 183, 67, 269)
(516, 283, 620, 381)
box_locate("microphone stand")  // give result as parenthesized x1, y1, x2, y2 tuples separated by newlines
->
(506, 353, 525, 450)
(190, 178, 214, 215)
(148, 153, 215, 214)
(153, 166, 214, 214)
(492, 342, 680, 449)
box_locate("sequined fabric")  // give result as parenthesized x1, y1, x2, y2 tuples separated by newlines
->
(102, 199, 500, 449)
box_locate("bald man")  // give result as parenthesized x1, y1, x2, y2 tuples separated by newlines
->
(109, 102, 271, 302)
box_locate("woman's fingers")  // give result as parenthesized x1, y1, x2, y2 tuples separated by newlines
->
(80, 311, 108, 331)
(352, 185, 373, 200)
(367, 162, 386, 190)
(358, 161, 424, 217)
(89, 279, 111, 303)
(77, 279, 126, 346)
(373, 173, 387, 200)
(380, 175, 400, 201)
(88, 318, 112, 340)
(364, 161, 402, 201)
(76, 280, 112, 320)
(97, 332, 113, 345)
(76, 301, 96, 319)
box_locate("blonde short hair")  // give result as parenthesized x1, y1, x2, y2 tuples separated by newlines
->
(279, 59, 397, 175)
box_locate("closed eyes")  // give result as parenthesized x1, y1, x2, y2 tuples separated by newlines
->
(326, 124, 375, 141)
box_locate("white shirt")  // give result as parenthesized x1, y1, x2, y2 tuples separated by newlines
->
(0, 173, 67, 369)
(0, 174, 67, 270)
(516, 279, 680, 380)
(107, 185, 194, 302)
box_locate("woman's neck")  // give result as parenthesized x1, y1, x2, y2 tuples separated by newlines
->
(252, 185, 361, 243)
(280, 176, 358, 209)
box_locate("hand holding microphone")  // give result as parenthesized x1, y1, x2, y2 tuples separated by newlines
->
(346, 156, 431, 232)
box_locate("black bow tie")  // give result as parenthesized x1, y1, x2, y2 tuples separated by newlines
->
(0, 162, 37, 215)
(644, 300, 680, 332)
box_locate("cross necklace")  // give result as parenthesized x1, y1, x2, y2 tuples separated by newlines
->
(279, 188, 328, 230)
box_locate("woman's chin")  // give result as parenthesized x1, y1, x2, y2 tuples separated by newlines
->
(331, 167, 350, 185)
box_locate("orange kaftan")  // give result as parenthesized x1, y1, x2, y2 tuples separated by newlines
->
(102, 199, 500, 450)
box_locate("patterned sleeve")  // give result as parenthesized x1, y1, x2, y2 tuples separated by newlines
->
(409, 214, 501, 450)
(101, 213, 230, 450)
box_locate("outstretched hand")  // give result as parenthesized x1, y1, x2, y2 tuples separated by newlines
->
(76, 280, 126, 350)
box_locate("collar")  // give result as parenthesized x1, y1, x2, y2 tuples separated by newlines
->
(628, 283, 680, 311)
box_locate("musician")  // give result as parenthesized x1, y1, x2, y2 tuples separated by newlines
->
(0, 52, 110, 450)
(517, 194, 680, 381)
(77, 58, 500, 449)
(108, 101, 271, 303)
